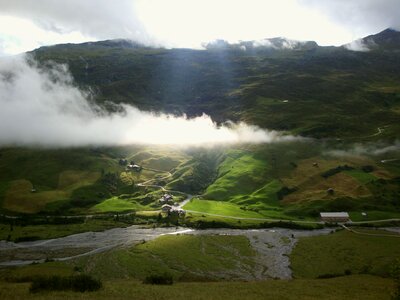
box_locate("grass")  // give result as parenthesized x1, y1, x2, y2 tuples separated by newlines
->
(349, 210, 400, 222)
(0, 275, 394, 299)
(0, 146, 187, 214)
(0, 219, 137, 242)
(3, 180, 69, 213)
(3, 171, 101, 213)
(0, 147, 118, 214)
(0, 142, 399, 220)
(0, 262, 75, 281)
(344, 170, 377, 184)
(291, 229, 400, 278)
(231, 179, 283, 210)
(92, 197, 146, 213)
(76, 235, 256, 280)
(184, 199, 267, 219)
(204, 150, 268, 200)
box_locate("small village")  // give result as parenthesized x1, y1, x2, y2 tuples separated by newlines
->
(159, 193, 186, 217)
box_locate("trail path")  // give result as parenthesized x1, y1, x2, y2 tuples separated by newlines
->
(342, 224, 400, 238)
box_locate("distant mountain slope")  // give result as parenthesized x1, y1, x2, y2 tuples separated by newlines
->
(361, 28, 400, 50)
(30, 29, 400, 139)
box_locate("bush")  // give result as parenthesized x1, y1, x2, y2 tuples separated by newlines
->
(143, 273, 173, 285)
(29, 274, 102, 293)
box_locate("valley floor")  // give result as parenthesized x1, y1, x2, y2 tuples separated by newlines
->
(0, 226, 332, 280)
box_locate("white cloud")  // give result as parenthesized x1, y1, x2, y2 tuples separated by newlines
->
(326, 142, 400, 157)
(344, 39, 371, 52)
(0, 16, 88, 56)
(135, 0, 352, 48)
(1, 1, 399, 54)
(0, 55, 298, 147)
(0, 0, 373, 55)
(300, 0, 400, 41)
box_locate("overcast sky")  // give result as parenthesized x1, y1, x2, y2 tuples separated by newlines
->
(0, 0, 399, 55)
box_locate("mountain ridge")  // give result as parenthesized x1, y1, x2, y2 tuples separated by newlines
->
(32, 28, 400, 53)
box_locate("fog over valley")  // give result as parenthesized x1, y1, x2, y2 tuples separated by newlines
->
(0, 55, 297, 147)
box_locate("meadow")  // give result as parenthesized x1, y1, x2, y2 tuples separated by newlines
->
(1, 230, 399, 299)
(291, 229, 400, 278)
(0, 275, 394, 300)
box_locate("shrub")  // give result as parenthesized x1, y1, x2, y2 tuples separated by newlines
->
(29, 274, 102, 293)
(143, 273, 173, 285)
(317, 273, 343, 279)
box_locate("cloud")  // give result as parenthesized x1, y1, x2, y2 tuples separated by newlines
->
(326, 141, 400, 157)
(344, 39, 371, 52)
(0, 0, 148, 42)
(0, 0, 370, 54)
(0, 0, 156, 55)
(300, 0, 400, 39)
(0, 55, 298, 147)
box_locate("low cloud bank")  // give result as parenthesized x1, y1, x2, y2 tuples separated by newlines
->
(344, 39, 371, 52)
(0, 55, 299, 147)
(326, 141, 400, 157)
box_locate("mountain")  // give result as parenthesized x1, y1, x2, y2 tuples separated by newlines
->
(360, 28, 400, 50)
(30, 29, 400, 139)
(204, 37, 318, 51)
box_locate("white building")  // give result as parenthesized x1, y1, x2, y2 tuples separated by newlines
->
(320, 212, 350, 223)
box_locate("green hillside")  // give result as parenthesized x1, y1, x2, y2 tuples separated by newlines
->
(30, 30, 400, 140)
(0, 30, 400, 221)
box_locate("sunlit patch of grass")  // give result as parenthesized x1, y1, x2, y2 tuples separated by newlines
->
(343, 170, 377, 184)
(204, 150, 268, 200)
(184, 199, 266, 218)
(92, 197, 144, 213)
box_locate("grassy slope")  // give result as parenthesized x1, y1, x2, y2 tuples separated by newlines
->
(0, 146, 189, 215)
(75, 235, 256, 281)
(0, 275, 394, 300)
(0, 148, 117, 214)
(32, 41, 400, 140)
(204, 150, 268, 200)
(0, 143, 399, 220)
(291, 229, 400, 278)
(186, 142, 400, 220)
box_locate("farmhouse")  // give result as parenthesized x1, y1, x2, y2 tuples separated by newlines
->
(126, 164, 142, 172)
(162, 204, 173, 213)
(159, 193, 174, 204)
(118, 158, 128, 166)
(320, 212, 350, 223)
(170, 208, 186, 217)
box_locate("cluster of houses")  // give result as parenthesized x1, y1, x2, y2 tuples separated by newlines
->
(118, 158, 142, 172)
(160, 193, 186, 216)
